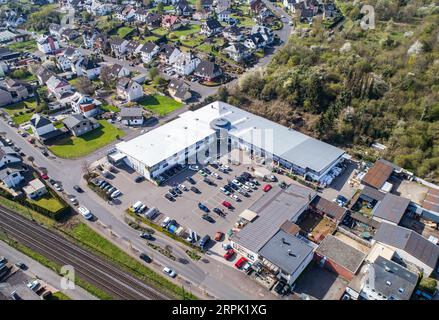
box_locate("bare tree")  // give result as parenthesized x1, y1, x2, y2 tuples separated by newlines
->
(81, 160, 92, 177)
(100, 65, 117, 89)
(76, 76, 95, 95)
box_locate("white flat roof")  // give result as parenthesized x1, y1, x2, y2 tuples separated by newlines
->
(116, 101, 345, 172)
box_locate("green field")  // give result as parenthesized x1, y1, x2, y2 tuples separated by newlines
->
(2, 99, 37, 125)
(48, 120, 125, 159)
(117, 27, 134, 39)
(142, 35, 160, 43)
(172, 24, 201, 37)
(138, 95, 183, 116)
(7, 40, 37, 52)
(100, 102, 121, 113)
(28, 194, 66, 213)
(152, 27, 169, 36)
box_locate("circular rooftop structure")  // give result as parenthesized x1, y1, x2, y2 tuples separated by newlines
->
(210, 117, 231, 131)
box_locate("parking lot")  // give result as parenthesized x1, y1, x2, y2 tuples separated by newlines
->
(104, 155, 271, 242)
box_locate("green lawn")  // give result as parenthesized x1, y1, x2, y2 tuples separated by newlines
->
(101, 102, 121, 113)
(117, 27, 134, 39)
(28, 194, 66, 213)
(179, 35, 204, 48)
(142, 35, 160, 43)
(172, 24, 201, 37)
(48, 120, 125, 159)
(48, 292, 72, 300)
(7, 40, 37, 52)
(196, 43, 214, 54)
(152, 27, 169, 36)
(138, 95, 183, 116)
(2, 99, 37, 124)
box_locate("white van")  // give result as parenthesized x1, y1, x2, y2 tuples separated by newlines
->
(131, 201, 143, 212)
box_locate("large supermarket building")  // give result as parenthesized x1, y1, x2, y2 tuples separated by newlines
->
(115, 101, 345, 182)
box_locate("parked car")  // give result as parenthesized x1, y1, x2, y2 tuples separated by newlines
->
(224, 249, 235, 260)
(54, 183, 63, 192)
(198, 202, 209, 212)
(190, 186, 200, 194)
(213, 207, 224, 216)
(111, 190, 121, 198)
(234, 257, 248, 269)
(27, 280, 40, 292)
(78, 206, 93, 220)
(49, 178, 56, 185)
(135, 176, 145, 183)
(174, 187, 182, 195)
(238, 189, 249, 197)
(333, 195, 348, 207)
(179, 184, 188, 191)
(231, 194, 240, 202)
(15, 262, 27, 270)
(222, 201, 232, 209)
(203, 177, 214, 185)
(165, 193, 175, 201)
(140, 253, 152, 263)
(40, 173, 49, 180)
(163, 267, 176, 278)
(211, 172, 220, 179)
(232, 179, 242, 187)
(69, 197, 79, 206)
(214, 231, 224, 241)
(199, 235, 211, 250)
(263, 184, 272, 192)
(220, 187, 230, 196)
(169, 188, 178, 197)
(187, 177, 196, 184)
(202, 214, 215, 223)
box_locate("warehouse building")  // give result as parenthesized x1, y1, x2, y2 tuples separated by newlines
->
(116, 101, 345, 182)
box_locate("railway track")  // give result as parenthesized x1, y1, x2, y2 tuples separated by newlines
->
(0, 206, 170, 300)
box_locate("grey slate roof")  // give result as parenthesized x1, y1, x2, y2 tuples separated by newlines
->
(374, 222, 439, 269)
(63, 114, 96, 129)
(365, 256, 418, 300)
(30, 114, 52, 128)
(231, 184, 316, 253)
(372, 193, 410, 224)
(120, 107, 143, 118)
(259, 229, 314, 275)
(316, 235, 366, 274)
(360, 185, 386, 202)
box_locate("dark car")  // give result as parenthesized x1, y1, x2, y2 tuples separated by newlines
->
(139, 253, 152, 263)
(202, 214, 215, 223)
(135, 176, 145, 183)
(73, 185, 84, 193)
(187, 177, 196, 185)
(169, 189, 178, 197)
(140, 232, 153, 240)
(198, 202, 209, 212)
(49, 178, 56, 185)
(190, 186, 200, 194)
(203, 177, 214, 185)
(203, 168, 211, 174)
(174, 187, 182, 195)
(165, 193, 175, 201)
(213, 207, 224, 216)
(224, 185, 234, 192)
(15, 262, 27, 270)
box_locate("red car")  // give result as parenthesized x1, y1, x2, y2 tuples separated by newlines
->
(235, 257, 248, 269)
(263, 184, 272, 192)
(214, 232, 224, 241)
(40, 173, 49, 180)
(222, 201, 232, 209)
(223, 249, 235, 260)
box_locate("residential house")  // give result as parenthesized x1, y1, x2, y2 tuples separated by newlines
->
(373, 222, 439, 276)
(61, 28, 80, 41)
(223, 26, 244, 42)
(108, 63, 130, 79)
(0, 145, 22, 168)
(300, 8, 315, 23)
(63, 114, 100, 137)
(251, 25, 274, 45)
(35, 67, 55, 86)
(69, 92, 101, 117)
(116, 77, 144, 102)
(360, 256, 418, 300)
(201, 18, 223, 37)
(23, 178, 47, 199)
(29, 113, 55, 138)
(323, 3, 338, 20)
(144, 12, 162, 28)
(36, 35, 60, 54)
(46, 76, 73, 99)
(159, 44, 181, 65)
(194, 60, 222, 81)
(120, 107, 144, 126)
(115, 5, 136, 21)
(200, 0, 213, 10)
(168, 79, 191, 103)
(243, 33, 265, 50)
(49, 23, 63, 38)
(0, 88, 12, 107)
(216, 9, 231, 22)
(73, 56, 101, 79)
(371, 193, 411, 226)
(162, 15, 181, 31)
(223, 43, 251, 62)
(109, 37, 128, 58)
(174, 0, 193, 16)
(193, 9, 211, 21)
(134, 8, 149, 22)
(125, 40, 142, 56)
(139, 42, 160, 64)
(283, 0, 299, 11)
(0, 79, 29, 103)
(173, 52, 200, 75)
(0, 163, 25, 189)
(56, 47, 83, 71)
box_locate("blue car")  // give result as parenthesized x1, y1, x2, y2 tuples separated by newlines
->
(198, 202, 209, 213)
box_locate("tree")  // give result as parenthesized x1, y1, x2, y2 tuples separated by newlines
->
(27, 156, 35, 166)
(156, 2, 164, 13)
(149, 67, 159, 80)
(100, 65, 117, 89)
(76, 76, 95, 95)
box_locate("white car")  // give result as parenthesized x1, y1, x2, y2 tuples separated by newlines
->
(179, 184, 188, 191)
(27, 280, 40, 292)
(220, 187, 230, 196)
(189, 165, 200, 171)
(245, 181, 256, 189)
(232, 179, 242, 186)
(163, 267, 176, 278)
(78, 206, 93, 220)
(69, 197, 79, 206)
(211, 172, 220, 179)
(221, 164, 230, 170)
(231, 194, 240, 202)
(111, 190, 121, 198)
(242, 185, 251, 191)
(54, 183, 63, 191)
